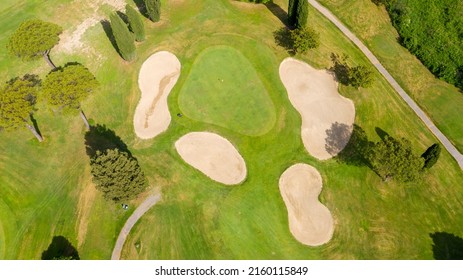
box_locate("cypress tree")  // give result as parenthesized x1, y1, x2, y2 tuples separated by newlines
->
(110, 13, 136, 61)
(288, 0, 298, 27)
(421, 143, 441, 170)
(126, 4, 145, 42)
(145, 0, 161, 22)
(296, 0, 308, 29)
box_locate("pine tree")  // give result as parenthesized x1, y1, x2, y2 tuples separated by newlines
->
(126, 4, 145, 42)
(110, 13, 136, 61)
(295, 0, 308, 29)
(145, 0, 161, 22)
(90, 149, 148, 203)
(421, 143, 441, 170)
(288, 0, 299, 27)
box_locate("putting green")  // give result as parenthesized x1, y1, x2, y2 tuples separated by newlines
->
(178, 46, 276, 136)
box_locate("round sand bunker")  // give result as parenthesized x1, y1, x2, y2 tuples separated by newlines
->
(134, 51, 181, 139)
(175, 132, 247, 185)
(279, 58, 355, 160)
(279, 163, 334, 246)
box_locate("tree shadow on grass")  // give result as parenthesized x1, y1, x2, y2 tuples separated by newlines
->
(326, 123, 373, 167)
(430, 232, 463, 260)
(84, 124, 130, 158)
(41, 236, 79, 260)
(100, 20, 120, 57)
(375, 127, 390, 141)
(265, 2, 289, 27)
(273, 27, 295, 55)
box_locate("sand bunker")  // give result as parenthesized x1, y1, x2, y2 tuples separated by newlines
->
(279, 163, 334, 246)
(134, 51, 181, 139)
(175, 132, 247, 185)
(279, 58, 355, 160)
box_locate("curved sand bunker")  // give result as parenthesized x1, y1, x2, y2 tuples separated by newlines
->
(134, 51, 181, 139)
(279, 58, 355, 160)
(175, 132, 247, 185)
(279, 163, 334, 246)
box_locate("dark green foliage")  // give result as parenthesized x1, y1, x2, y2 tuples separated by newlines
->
(110, 13, 136, 61)
(0, 75, 40, 130)
(330, 53, 374, 88)
(290, 26, 320, 53)
(126, 4, 145, 42)
(430, 232, 463, 260)
(382, 0, 463, 90)
(421, 143, 441, 169)
(295, 0, 308, 28)
(7, 19, 62, 60)
(90, 149, 148, 203)
(288, 0, 298, 27)
(245, 0, 271, 2)
(42, 63, 99, 113)
(41, 236, 80, 260)
(367, 135, 424, 182)
(145, 0, 161, 22)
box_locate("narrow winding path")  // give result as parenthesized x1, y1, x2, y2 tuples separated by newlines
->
(111, 193, 161, 260)
(309, 0, 463, 170)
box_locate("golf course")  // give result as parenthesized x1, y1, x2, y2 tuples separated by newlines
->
(0, 0, 462, 260)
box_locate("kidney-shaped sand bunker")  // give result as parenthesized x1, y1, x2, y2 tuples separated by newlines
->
(175, 132, 247, 185)
(134, 51, 181, 139)
(279, 163, 334, 246)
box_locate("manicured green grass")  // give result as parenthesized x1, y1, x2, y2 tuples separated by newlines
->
(178, 45, 276, 136)
(318, 0, 463, 152)
(1, 0, 463, 260)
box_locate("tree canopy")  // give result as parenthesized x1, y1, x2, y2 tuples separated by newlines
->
(110, 13, 136, 61)
(367, 135, 424, 182)
(290, 26, 320, 54)
(90, 149, 147, 203)
(7, 19, 62, 65)
(295, 0, 308, 29)
(330, 53, 374, 88)
(42, 63, 98, 112)
(421, 143, 441, 170)
(0, 75, 39, 130)
(145, 0, 161, 22)
(126, 4, 145, 42)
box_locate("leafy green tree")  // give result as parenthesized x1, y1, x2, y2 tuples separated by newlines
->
(7, 19, 62, 69)
(367, 135, 424, 182)
(90, 149, 148, 203)
(145, 0, 161, 22)
(42, 63, 99, 130)
(349, 65, 374, 88)
(290, 26, 320, 53)
(295, 0, 308, 29)
(0, 75, 43, 142)
(110, 13, 136, 61)
(126, 4, 145, 42)
(288, 0, 298, 27)
(421, 143, 441, 170)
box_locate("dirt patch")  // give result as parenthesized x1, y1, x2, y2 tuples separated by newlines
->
(134, 51, 181, 139)
(75, 167, 97, 248)
(279, 163, 334, 246)
(175, 132, 247, 185)
(279, 58, 355, 160)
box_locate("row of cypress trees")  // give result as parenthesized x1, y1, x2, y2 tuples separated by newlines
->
(288, 0, 308, 29)
(110, 1, 161, 61)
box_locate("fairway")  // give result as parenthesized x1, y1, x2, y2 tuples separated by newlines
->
(178, 46, 276, 136)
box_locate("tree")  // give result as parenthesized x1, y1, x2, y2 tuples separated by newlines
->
(126, 4, 145, 42)
(145, 0, 161, 22)
(42, 63, 99, 130)
(90, 149, 148, 203)
(349, 65, 374, 88)
(290, 26, 320, 53)
(7, 19, 62, 69)
(295, 0, 308, 29)
(421, 143, 441, 170)
(110, 13, 136, 61)
(0, 75, 43, 142)
(367, 135, 424, 182)
(288, 0, 298, 27)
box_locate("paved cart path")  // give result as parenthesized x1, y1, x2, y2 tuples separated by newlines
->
(308, 0, 463, 170)
(111, 193, 161, 260)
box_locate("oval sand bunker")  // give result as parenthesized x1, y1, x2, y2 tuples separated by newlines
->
(175, 132, 247, 185)
(134, 51, 181, 139)
(279, 58, 355, 160)
(279, 163, 334, 246)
